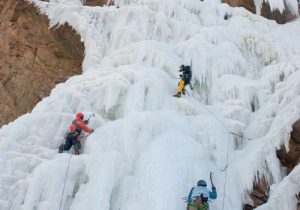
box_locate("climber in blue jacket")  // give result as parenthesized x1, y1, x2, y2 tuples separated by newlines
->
(187, 180, 217, 210)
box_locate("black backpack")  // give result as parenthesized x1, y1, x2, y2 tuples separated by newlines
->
(184, 66, 192, 76)
(182, 66, 192, 83)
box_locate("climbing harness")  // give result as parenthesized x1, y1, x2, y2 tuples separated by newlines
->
(58, 155, 72, 210)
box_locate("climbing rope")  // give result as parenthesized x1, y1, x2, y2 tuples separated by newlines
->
(221, 131, 231, 210)
(200, 104, 231, 210)
(176, 77, 251, 210)
(196, 101, 246, 210)
(58, 155, 72, 210)
(198, 102, 253, 141)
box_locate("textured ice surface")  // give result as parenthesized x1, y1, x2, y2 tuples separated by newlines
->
(1, 0, 300, 209)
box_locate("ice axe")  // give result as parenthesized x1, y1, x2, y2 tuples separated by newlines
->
(82, 113, 95, 139)
(210, 172, 215, 189)
(82, 132, 93, 140)
(84, 113, 95, 124)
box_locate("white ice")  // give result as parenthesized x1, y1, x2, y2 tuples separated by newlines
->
(1, 0, 300, 210)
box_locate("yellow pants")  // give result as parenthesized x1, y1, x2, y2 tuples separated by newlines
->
(177, 80, 186, 94)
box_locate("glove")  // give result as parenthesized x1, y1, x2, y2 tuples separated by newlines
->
(84, 120, 89, 124)
(90, 129, 94, 133)
(212, 186, 216, 191)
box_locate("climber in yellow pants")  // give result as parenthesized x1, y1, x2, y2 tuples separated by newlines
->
(174, 65, 192, 98)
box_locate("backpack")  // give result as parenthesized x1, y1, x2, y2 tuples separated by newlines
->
(66, 120, 82, 140)
(181, 66, 191, 84)
(70, 120, 83, 133)
(184, 66, 191, 75)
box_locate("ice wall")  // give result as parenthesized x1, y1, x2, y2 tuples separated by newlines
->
(0, 0, 300, 209)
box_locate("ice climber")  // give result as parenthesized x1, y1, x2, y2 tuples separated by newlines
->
(173, 65, 193, 98)
(59, 112, 94, 155)
(187, 180, 217, 210)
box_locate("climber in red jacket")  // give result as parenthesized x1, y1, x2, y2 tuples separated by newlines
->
(59, 112, 94, 155)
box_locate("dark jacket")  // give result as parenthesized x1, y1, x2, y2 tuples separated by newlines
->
(180, 66, 192, 84)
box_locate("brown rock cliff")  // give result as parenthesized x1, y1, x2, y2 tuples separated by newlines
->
(0, 0, 84, 126)
(244, 119, 300, 209)
(84, 0, 112, 6)
(244, 178, 269, 210)
(277, 119, 300, 174)
(222, 0, 299, 24)
(277, 119, 300, 210)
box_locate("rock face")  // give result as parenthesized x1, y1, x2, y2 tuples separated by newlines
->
(277, 119, 300, 174)
(84, 0, 111, 6)
(277, 120, 300, 209)
(244, 178, 269, 210)
(222, 0, 256, 13)
(0, 0, 84, 126)
(244, 119, 300, 209)
(222, 0, 299, 24)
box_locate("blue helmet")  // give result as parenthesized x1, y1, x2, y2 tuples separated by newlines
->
(197, 180, 207, 187)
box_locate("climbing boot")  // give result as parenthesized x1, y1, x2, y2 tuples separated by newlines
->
(58, 144, 64, 153)
(75, 149, 80, 155)
(173, 92, 181, 98)
(182, 89, 186, 95)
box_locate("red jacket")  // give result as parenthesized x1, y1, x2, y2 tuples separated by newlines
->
(69, 115, 93, 141)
